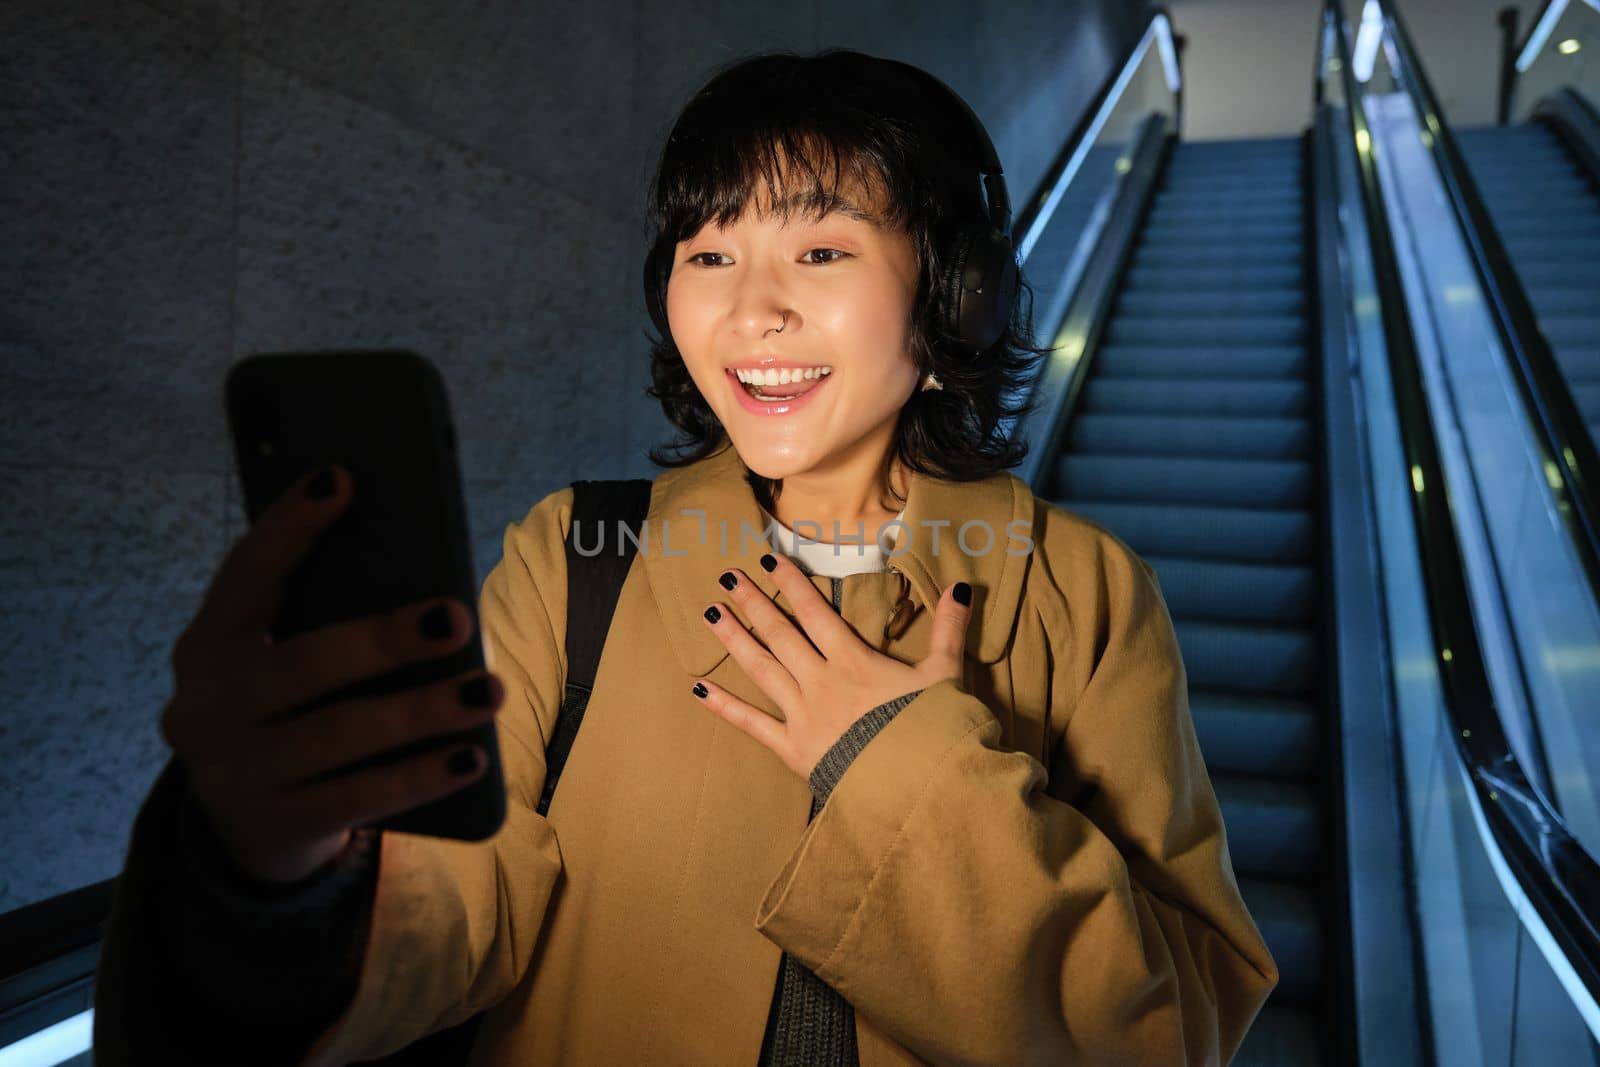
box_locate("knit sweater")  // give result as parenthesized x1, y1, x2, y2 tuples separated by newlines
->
(159, 510, 921, 1065)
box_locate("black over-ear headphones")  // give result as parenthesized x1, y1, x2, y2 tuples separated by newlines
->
(642, 55, 1019, 358)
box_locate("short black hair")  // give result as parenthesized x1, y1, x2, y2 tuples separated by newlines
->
(641, 48, 1049, 506)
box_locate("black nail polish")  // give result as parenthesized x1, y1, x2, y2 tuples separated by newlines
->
(692, 682, 708, 699)
(419, 604, 454, 640)
(718, 571, 737, 591)
(704, 605, 721, 624)
(760, 554, 777, 573)
(447, 748, 481, 776)
(458, 675, 494, 708)
(305, 466, 335, 500)
(953, 582, 971, 607)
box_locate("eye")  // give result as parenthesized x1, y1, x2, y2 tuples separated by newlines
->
(803, 248, 850, 265)
(687, 252, 729, 267)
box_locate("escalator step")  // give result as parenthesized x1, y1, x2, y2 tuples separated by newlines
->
(1503, 236, 1600, 263)
(1573, 384, 1600, 421)
(1095, 344, 1308, 378)
(1237, 876, 1324, 1005)
(1081, 378, 1309, 417)
(1540, 318, 1600, 349)
(1484, 196, 1598, 219)
(1527, 287, 1600, 317)
(1107, 315, 1307, 347)
(1190, 690, 1320, 779)
(1125, 263, 1304, 291)
(1057, 501, 1315, 564)
(1114, 289, 1306, 319)
(1157, 189, 1303, 212)
(1141, 221, 1305, 245)
(1163, 168, 1300, 187)
(1144, 556, 1317, 626)
(1490, 217, 1600, 241)
(1147, 202, 1303, 228)
(1212, 775, 1325, 876)
(1550, 346, 1600, 381)
(1068, 413, 1311, 460)
(1514, 261, 1600, 287)
(1175, 619, 1318, 695)
(1056, 455, 1312, 509)
(1467, 160, 1578, 180)
(1135, 243, 1302, 269)
(1164, 166, 1301, 182)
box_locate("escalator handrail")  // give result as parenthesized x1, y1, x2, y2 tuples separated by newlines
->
(1320, 0, 1600, 1029)
(1367, 0, 1600, 605)
(1011, 6, 1181, 264)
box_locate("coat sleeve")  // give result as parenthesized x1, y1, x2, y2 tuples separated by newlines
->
(752, 527, 1279, 1067)
(92, 487, 577, 1067)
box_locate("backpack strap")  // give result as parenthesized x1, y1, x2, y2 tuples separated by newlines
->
(536, 477, 654, 818)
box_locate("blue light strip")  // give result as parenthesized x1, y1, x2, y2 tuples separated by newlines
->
(1016, 13, 1177, 265)
(1512, 0, 1600, 73)
(1352, 0, 1384, 83)
(1517, 0, 1572, 73)
(0, 1009, 93, 1067)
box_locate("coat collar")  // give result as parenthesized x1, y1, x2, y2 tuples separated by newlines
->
(639, 441, 1035, 678)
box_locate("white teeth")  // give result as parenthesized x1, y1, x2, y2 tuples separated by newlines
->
(734, 366, 831, 386)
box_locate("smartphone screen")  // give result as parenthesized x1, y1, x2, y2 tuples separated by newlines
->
(224, 349, 506, 842)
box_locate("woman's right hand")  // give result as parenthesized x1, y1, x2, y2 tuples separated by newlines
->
(160, 464, 504, 886)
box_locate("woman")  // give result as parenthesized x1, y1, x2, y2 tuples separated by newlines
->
(94, 48, 1276, 1067)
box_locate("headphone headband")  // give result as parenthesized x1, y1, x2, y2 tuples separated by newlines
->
(870, 57, 1012, 238)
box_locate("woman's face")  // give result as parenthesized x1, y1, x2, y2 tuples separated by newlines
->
(664, 174, 922, 483)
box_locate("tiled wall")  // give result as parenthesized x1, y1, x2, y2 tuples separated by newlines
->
(0, 0, 1148, 913)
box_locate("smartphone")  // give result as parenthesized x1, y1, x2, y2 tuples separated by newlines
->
(224, 349, 506, 842)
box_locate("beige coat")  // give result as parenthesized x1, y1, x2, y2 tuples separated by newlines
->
(96, 442, 1277, 1066)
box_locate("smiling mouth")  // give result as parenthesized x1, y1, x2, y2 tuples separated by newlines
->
(732, 367, 831, 401)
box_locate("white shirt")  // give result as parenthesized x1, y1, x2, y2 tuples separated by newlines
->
(760, 505, 907, 578)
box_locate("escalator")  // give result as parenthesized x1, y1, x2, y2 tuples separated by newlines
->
(1047, 136, 1335, 1065)
(1455, 119, 1600, 445)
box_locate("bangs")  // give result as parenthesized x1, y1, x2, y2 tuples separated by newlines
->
(649, 52, 938, 245)
(654, 124, 909, 243)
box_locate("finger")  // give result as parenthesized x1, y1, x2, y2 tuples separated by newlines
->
(720, 563, 827, 671)
(925, 581, 973, 676)
(691, 679, 787, 755)
(702, 601, 802, 708)
(192, 464, 352, 643)
(253, 596, 477, 723)
(260, 670, 503, 785)
(270, 741, 490, 843)
(754, 552, 858, 659)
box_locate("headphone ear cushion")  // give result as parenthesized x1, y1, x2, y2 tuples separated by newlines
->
(943, 223, 1017, 354)
(969, 229, 1019, 350)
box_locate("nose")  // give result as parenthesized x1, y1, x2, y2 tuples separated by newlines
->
(728, 259, 798, 340)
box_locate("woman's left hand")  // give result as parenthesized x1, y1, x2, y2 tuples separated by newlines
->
(693, 551, 973, 783)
